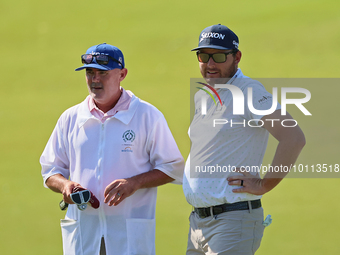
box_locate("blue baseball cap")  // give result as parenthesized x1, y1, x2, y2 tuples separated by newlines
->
(191, 24, 239, 51)
(75, 43, 125, 71)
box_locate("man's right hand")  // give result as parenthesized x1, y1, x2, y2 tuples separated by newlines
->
(45, 174, 83, 204)
(61, 180, 84, 204)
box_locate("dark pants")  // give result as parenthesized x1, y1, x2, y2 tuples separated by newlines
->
(100, 237, 106, 255)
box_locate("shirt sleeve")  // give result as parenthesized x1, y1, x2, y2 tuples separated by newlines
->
(146, 115, 184, 185)
(40, 116, 70, 188)
(244, 81, 281, 124)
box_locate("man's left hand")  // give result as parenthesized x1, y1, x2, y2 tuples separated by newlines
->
(103, 169, 174, 206)
(104, 178, 139, 206)
(227, 170, 268, 195)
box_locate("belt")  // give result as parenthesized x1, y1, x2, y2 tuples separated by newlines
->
(194, 199, 261, 218)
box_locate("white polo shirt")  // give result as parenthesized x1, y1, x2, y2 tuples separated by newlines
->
(40, 93, 184, 255)
(183, 69, 280, 208)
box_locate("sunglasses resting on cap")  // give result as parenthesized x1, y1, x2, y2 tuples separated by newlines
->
(75, 43, 125, 71)
(81, 54, 123, 67)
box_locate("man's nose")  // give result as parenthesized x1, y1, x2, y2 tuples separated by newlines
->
(91, 72, 100, 82)
(206, 56, 216, 67)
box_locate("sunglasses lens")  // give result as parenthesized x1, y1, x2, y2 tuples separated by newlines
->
(82, 54, 93, 64)
(197, 53, 210, 63)
(71, 193, 82, 204)
(212, 53, 227, 63)
(96, 55, 109, 65)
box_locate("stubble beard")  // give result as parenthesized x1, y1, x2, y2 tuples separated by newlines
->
(203, 64, 238, 86)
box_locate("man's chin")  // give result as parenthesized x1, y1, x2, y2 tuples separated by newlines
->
(204, 77, 230, 86)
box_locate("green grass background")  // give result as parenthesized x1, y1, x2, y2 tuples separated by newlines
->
(1, 0, 339, 254)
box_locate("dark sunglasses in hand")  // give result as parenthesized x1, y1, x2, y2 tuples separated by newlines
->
(71, 189, 91, 205)
(71, 189, 91, 211)
(197, 51, 236, 63)
(81, 54, 123, 67)
(59, 188, 100, 211)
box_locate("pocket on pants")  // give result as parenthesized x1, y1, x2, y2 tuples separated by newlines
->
(126, 218, 155, 255)
(60, 218, 83, 255)
(252, 220, 265, 253)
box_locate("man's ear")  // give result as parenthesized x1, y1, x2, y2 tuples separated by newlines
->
(234, 51, 242, 65)
(119, 68, 128, 82)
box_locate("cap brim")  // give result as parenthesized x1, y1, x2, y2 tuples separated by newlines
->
(75, 63, 111, 71)
(191, 45, 234, 51)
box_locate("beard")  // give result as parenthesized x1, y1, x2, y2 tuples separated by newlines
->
(202, 62, 238, 86)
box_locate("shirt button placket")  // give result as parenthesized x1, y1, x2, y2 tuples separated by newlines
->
(98, 123, 107, 240)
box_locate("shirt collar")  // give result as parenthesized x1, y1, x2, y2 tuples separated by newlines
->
(78, 89, 137, 128)
(227, 68, 245, 84)
(88, 87, 132, 115)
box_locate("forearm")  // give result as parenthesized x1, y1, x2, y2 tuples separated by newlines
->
(45, 174, 68, 193)
(45, 174, 82, 204)
(128, 169, 175, 190)
(104, 169, 174, 206)
(262, 134, 305, 192)
(228, 111, 306, 195)
(228, 137, 305, 195)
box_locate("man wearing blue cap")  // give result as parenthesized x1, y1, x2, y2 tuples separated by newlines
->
(40, 43, 184, 255)
(183, 25, 305, 254)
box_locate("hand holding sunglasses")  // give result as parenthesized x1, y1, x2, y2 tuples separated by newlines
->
(59, 187, 100, 211)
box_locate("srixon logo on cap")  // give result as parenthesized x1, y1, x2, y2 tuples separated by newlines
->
(233, 40, 239, 49)
(200, 32, 225, 42)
